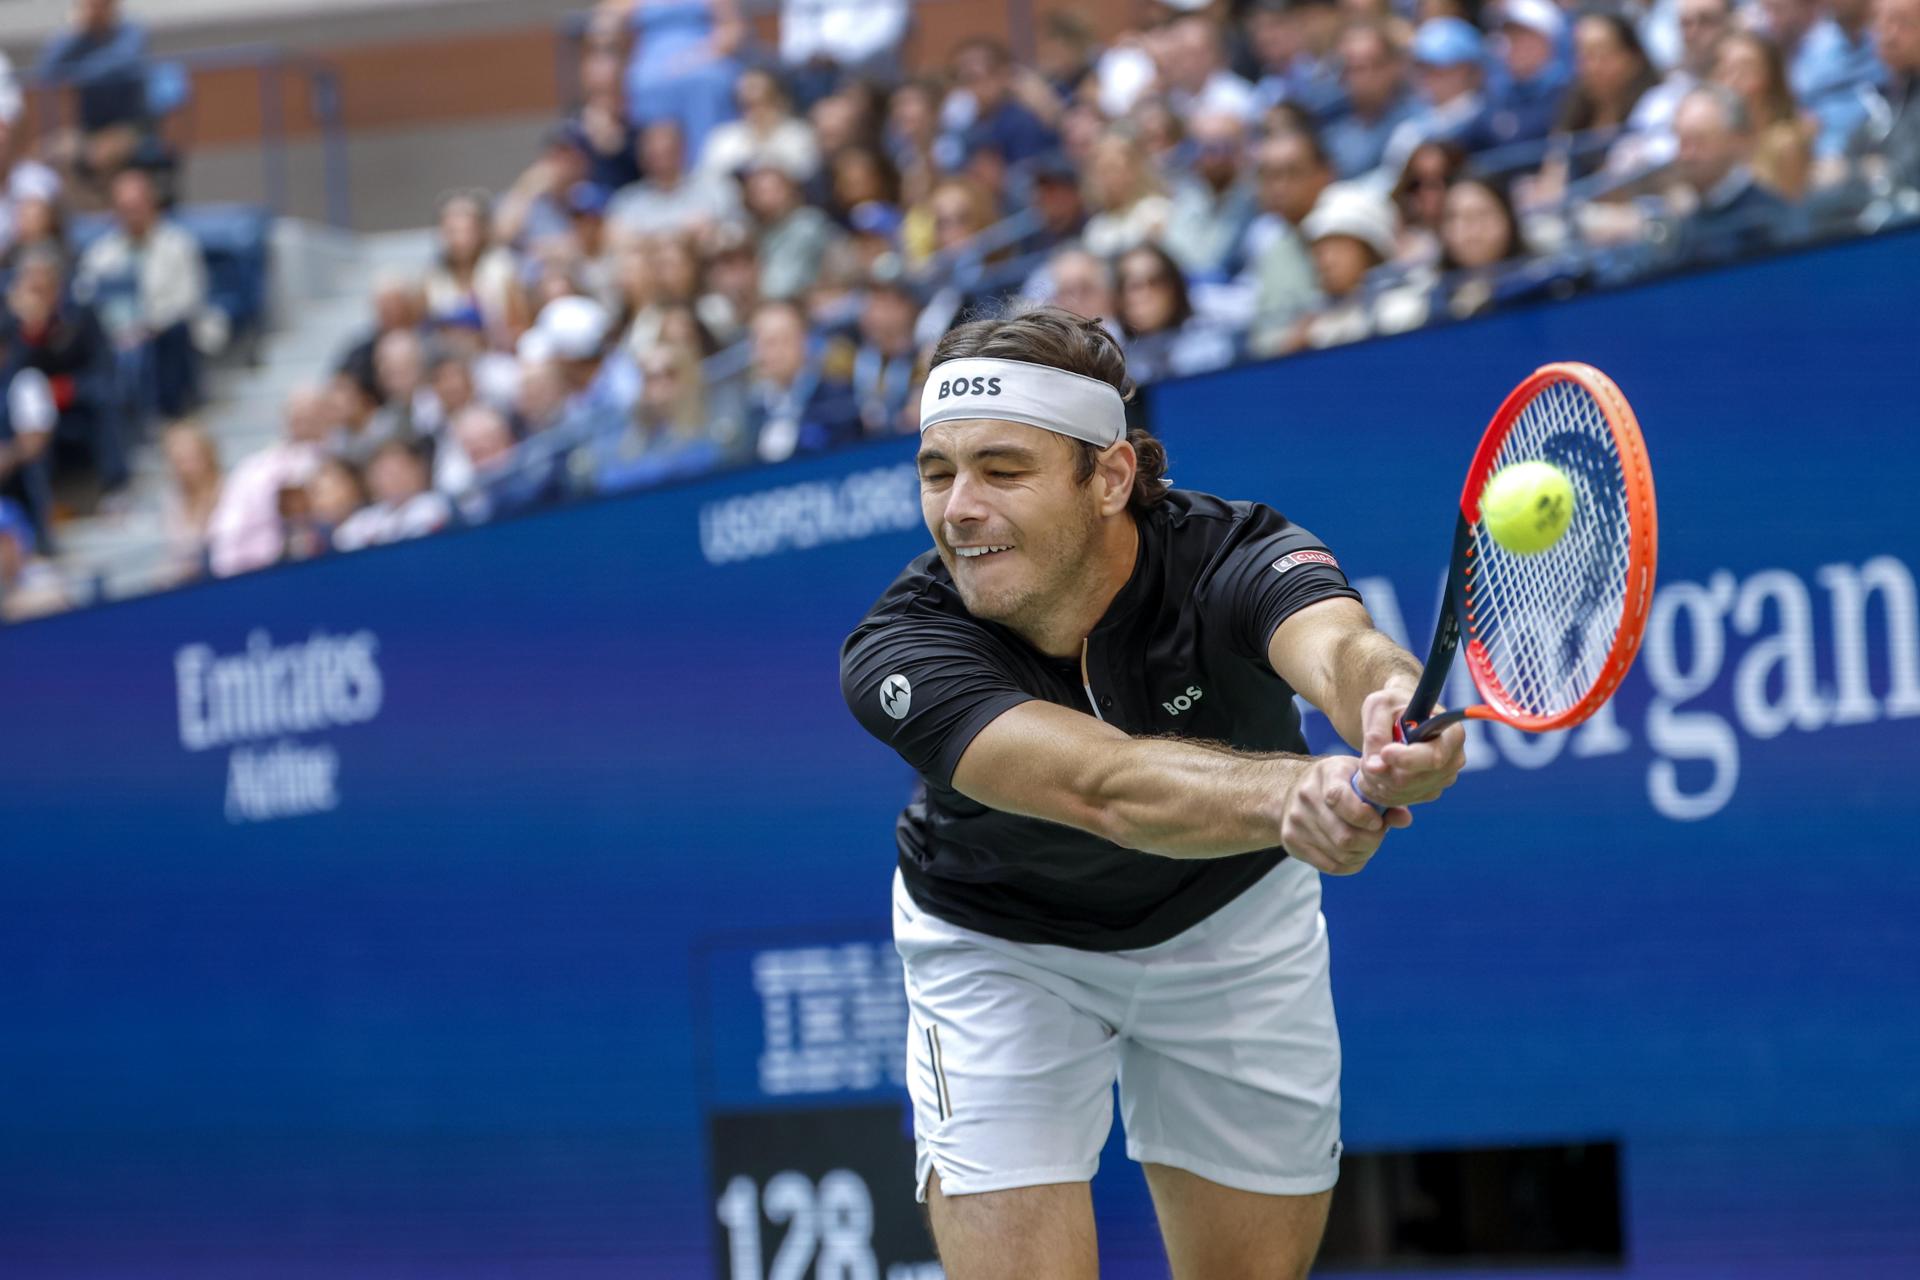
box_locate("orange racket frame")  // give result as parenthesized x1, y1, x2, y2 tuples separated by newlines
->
(1397, 362, 1658, 744)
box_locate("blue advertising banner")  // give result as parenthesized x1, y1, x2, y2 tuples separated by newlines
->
(3, 229, 1918, 1277)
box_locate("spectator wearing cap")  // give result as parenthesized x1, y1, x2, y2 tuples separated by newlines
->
(606, 119, 742, 239)
(205, 384, 331, 577)
(1714, 32, 1817, 200)
(1486, 0, 1573, 152)
(332, 439, 453, 553)
(1623, 0, 1735, 171)
(424, 190, 519, 341)
(607, 0, 745, 158)
(744, 157, 841, 302)
(1378, 18, 1495, 183)
(943, 37, 1060, 168)
(1245, 128, 1336, 354)
(533, 293, 636, 426)
(743, 298, 858, 463)
(0, 126, 62, 265)
(566, 179, 613, 270)
(2, 167, 70, 273)
(1663, 85, 1802, 266)
(1164, 110, 1261, 278)
(780, 0, 910, 108)
(1020, 159, 1091, 260)
(1115, 241, 1237, 382)
(701, 69, 823, 184)
(0, 367, 56, 545)
(3, 247, 125, 503)
(74, 166, 207, 421)
(34, 0, 154, 189)
(1081, 132, 1174, 258)
(845, 200, 905, 279)
(850, 277, 920, 436)
(0, 495, 67, 622)
(1855, 0, 1920, 193)
(1322, 22, 1421, 179)
(1772, 0, 1886, 161)
(1162, 12, 1262, 123)
(1287, 181, 1420, 351)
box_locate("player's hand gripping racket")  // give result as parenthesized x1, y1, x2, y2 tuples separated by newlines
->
(1352, 362, 1658, 811)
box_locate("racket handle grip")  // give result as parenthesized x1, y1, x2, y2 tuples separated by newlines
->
(1348, 769, 1387, 816)
(1348, 720, 1406, 816)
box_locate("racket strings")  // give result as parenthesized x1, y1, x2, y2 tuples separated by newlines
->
(1465, 380, 1633, 718)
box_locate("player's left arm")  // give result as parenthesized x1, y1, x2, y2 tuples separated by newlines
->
(1267, 596, 1467, 808)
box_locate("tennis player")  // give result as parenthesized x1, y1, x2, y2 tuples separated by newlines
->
(841, 307, 1466, 1278)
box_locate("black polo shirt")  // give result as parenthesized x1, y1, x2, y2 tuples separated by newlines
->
(841, 488, 1360, 951)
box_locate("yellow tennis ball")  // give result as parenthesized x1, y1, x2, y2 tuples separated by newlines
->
(1481, 460, 1575, 555)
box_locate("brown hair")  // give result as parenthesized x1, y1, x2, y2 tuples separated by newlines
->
(929, 305, 1171, 515)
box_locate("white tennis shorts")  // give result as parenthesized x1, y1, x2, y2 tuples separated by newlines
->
(893, 857, 1342, 1202)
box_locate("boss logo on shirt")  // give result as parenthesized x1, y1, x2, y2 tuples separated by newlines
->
(935, 376, 1003, 399)
(1271, 550, 1339, 575)
(880, 673, 912, 720)
(1162, 684, 1204, 716)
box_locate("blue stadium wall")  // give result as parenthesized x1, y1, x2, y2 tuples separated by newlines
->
(4, 229, 1918, 1278)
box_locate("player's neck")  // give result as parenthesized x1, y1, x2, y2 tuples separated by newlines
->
(1016, 516, 1141, 660)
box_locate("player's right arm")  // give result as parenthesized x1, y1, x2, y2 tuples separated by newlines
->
(948, 700, 1408, 874)
(844, 604, 1403, 876)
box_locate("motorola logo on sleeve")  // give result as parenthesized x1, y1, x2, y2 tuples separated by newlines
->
(880, 674, 912, 720)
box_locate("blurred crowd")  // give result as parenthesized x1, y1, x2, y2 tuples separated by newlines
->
(0, 0, 214, 619)
(5, 0, 1919, 619)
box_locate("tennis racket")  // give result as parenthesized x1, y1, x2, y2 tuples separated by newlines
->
(1354, 362, 1658, 807)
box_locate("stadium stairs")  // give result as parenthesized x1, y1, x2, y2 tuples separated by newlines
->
(50, 220, 437, 602)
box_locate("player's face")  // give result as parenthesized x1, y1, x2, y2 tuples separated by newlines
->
(917, 419, 1102, 629)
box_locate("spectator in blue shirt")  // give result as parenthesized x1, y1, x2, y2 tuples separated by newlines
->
(1774, 0, 1888, 158)
(1246, 0, 1345, 121)
(850, 277, 919, 437)
(1486, 0, 1573, 155)
(742, 298, 858, 463)
(1321, 22, 1420, 179)
(945, 37, 1060, 167)
(1667, 86, 1802, 266)
(34, 0, 153, 187)
(1378, 19, 1495, 182)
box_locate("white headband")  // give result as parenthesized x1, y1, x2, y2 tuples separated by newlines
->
(919, 357, 1127, 448)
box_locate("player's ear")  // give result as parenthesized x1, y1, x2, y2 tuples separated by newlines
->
(1091, 439, 1137, 517)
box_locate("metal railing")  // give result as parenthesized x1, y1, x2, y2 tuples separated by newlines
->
(26, 41, 352, 227)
